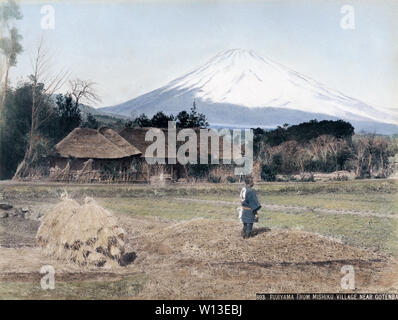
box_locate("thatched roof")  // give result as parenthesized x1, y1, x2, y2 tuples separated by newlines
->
(55, 127, 141, 159)
(119, 127, 240, 161)
(119, 127, 175, 159)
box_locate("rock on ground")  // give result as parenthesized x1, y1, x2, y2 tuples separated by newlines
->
(0, 211, 8, 218)
(0, 203, 13, 211)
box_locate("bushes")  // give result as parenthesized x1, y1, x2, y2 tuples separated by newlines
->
(300, 172, 314, 182)
(186, 163, 211, 180)
(226, 176, 237, 183)
(261, 164, 277, 181)
(260, 152, 283, 181)
(207, 175, 221, 183)
(255, 130, 397, 181)
(334, 174, 348, 181)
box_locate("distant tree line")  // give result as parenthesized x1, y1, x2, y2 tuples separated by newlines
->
(125, 101, 208, 129)
(252, 120, 397, 181)
(253, 120, 354, 148)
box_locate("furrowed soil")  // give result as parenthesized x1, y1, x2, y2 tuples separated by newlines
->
(0, 179, 397, 299)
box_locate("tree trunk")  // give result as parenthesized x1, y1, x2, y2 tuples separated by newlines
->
(368, 152, 373, 176)
(355, 158, 361, 177)
(380, 153, 384, 170)
(0, 60, 10, 180)
(13, 98, 36, 180)
(1, 61, 10, 112)
(0, 124, 3, 180)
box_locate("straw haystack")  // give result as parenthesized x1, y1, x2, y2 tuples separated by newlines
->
(36, 196, 126, 267)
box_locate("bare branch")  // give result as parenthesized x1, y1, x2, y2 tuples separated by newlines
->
(26, 37, 69, 152)
(68, 78, 101, 106)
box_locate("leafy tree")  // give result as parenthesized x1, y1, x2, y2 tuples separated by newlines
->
(252, 127, 266, 158)
(49, 94, 82, 140)
(124, 119, 133, 128)
(0, 0, 23, 179)
(0, 81, 55, 179)
(176, 110, 190, 128)
(151, 111, 174, 128)
(263, 126, 288, 147)
(0, 0, 23, 110)
(131, 113, 152, 127)
(83, 112, 99, 129)
(0, 85, 30, 178)
(176, 101, 208, 128)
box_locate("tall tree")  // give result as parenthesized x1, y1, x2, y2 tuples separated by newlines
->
(0, 83, 32, 179)
(13, 39, 68, 179)
(0, 0, 22, 179)
(51, 94, 82, 140)
(0, 0, 23, 111)
(176, 101, 208, 128)
(130, 113, 152, 127)
(151, 111, 174, 128)
(82, 112, 99, 129)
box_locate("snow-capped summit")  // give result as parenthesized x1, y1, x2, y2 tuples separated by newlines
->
(102, 49, 397, 132)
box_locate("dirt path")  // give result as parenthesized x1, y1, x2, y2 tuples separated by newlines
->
(174, 197, 397, 219)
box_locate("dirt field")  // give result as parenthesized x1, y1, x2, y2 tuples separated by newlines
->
(0, 179, 397, 299)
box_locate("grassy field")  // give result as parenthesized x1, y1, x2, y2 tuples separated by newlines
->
(83, 179, 397, 257)
(0, 274, 146, 300)
(0, 178, 397, 299)
(1, 178, 397, 256)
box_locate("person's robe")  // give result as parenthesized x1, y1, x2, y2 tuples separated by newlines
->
(240, 186, 261, 223)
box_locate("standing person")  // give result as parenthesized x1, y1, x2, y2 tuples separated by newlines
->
(239, 175, 261, 239)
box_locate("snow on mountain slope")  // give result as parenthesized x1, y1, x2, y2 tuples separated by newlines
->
(102, 49, 396, 127)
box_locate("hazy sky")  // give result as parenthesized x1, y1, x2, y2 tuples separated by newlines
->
(10, 0, 398, 110)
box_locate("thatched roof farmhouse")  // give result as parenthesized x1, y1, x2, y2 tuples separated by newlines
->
(120, 127, 239, 162)
(49, 127, 146, 183)
(41, 126, 246, 183)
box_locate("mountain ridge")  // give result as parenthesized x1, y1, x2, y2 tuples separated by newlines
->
(101, 49, 397, 133)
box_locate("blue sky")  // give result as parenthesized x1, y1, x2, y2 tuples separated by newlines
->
(10, 0, 398, 110)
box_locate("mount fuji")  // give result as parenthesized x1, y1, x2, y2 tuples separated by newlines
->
(101, 49, 397, 134)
